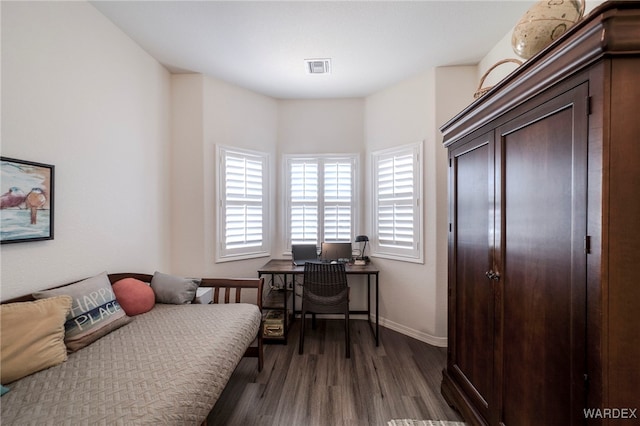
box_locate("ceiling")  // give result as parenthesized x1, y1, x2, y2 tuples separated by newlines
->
(90, 1, 533, 99)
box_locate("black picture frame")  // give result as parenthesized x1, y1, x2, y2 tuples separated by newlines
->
(1, 157, 55, 244)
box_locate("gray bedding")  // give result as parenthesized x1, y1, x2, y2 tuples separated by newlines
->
(1, 303, 261, 425)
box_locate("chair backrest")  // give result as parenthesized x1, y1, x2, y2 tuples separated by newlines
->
(303, 261, 348, 298)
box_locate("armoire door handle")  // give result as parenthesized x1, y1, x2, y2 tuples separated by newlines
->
(485, 271, 501, 281)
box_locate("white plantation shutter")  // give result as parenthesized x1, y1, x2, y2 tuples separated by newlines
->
(323, 161, 352, 241)
(377, 154, 414, 247)
(372, 142, 423, 262)
(225, 154, 262, 248)
(287, 155, 357, 248)
(217, 146, 269, 261)
(290, 160, 318, 244)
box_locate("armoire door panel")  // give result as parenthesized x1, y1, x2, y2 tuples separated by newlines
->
(451, 139, 493, 416)
(606, 57, 640, 412)
(497, 86, 588, 426)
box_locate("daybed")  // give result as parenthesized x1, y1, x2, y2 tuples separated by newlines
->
(0, 272, 263, 425)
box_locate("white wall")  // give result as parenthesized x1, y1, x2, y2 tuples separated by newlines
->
(276, 98, 365, 251)
(0, 1, 171, 300)
(362, 66, 477, 346)
(170, 88, 367, 307)
(169, 74, 279, 280)
(202, 76, 279, 279)
(169, 74, 205, 275)
(364, 69, 448, 345)
(277, 99, 365, 154)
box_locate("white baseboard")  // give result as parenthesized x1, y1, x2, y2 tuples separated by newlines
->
(375, 315, 448, 348)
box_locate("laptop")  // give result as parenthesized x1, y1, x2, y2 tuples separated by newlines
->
(291, 244, 319, 266)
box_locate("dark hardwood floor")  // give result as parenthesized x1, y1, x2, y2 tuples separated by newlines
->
(208, 319, 463, 426)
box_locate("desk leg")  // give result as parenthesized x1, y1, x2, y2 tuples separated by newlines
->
(375, 272, 379, 346)
(284, 274, 289, 342)
(367, 274, 371, 329)
(365, 273, 380, 346)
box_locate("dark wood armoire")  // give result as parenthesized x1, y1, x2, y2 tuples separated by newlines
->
(440, 2, 640, 425)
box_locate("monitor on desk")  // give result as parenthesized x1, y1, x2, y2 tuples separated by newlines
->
(320, 242, 352, 263)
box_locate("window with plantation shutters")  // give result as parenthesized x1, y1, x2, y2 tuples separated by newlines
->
(371, 142, 423, 262)
(286, 155, 358, 249)
(216, 146, 269, 262)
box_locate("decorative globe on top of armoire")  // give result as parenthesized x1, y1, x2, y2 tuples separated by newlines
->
(511, 0, 585, 60)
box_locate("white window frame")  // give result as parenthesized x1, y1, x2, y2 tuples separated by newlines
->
(284, 154, 359, 251)
(216, 145, 270, 262)
(371, 141, 423, 263)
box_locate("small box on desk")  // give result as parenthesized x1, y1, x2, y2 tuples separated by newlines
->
(263, 309, 285, 337)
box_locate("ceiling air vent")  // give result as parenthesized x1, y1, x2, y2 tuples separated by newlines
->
(305, 58, 331, 74)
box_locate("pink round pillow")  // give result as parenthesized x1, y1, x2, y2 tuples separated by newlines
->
(112, 278, 155, 316)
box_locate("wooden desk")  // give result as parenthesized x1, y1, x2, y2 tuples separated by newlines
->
(258, 259, 380, 346)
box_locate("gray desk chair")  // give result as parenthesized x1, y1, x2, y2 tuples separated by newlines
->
(299, 262, 350, 358)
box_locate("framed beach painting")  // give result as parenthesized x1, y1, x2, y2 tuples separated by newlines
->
(1, 157, 55, 244)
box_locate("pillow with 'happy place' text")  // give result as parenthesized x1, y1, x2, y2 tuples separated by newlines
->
(33, 272, 132, 352)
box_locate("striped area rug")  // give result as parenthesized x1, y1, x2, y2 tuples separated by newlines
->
(388, 421, 466, 426)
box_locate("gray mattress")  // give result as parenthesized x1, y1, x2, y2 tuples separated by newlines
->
(1, 303, 261, 425)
